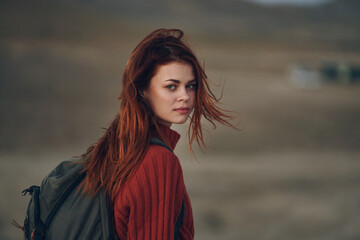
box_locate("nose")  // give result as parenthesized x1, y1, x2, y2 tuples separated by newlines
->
(178, 87, 190, 102)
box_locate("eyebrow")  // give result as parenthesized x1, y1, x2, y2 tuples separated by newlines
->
(165, 79, 196, 83)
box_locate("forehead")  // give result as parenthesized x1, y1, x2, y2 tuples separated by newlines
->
(152, 61, 195, 82)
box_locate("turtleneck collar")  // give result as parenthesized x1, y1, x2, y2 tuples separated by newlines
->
(155, 124, 180, 151)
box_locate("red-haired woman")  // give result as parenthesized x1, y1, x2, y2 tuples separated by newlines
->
(81, 29, 235, 239)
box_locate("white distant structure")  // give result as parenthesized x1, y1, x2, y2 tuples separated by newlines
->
(289, 65, 323, 90)
(249, 0, 332, 6)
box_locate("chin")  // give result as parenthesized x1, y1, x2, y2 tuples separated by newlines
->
(172, 118, 188, 124)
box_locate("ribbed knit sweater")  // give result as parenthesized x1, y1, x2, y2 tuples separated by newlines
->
(114, 125, 194, 239)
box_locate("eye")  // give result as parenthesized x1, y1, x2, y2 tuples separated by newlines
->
(166, 84, 176, 90)
(186, 83, 197, 89)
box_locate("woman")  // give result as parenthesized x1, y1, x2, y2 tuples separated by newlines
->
(81, 29, 235, 239)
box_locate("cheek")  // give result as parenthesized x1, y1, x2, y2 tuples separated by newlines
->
(190, 91, 196, 106)
(148, 90, 173, 110)
(155, 91, 172, 104)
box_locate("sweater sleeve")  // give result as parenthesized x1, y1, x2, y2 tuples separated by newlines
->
(117, 145, 186, 240)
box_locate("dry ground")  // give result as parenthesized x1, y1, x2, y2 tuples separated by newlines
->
(2, 150, 360, 240)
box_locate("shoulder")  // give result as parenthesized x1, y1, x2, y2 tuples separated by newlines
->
(123, 144, 184, 196)
(141, 144, 182, 173)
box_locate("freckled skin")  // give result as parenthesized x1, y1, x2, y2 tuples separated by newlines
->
(144, 62, 196, 127)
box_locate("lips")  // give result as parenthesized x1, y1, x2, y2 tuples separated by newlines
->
(174, 107, 190, 114)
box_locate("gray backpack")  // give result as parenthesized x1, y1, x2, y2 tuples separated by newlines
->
(21, 138, 184, 240)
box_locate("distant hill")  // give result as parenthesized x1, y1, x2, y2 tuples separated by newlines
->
(0, 0, 359, 46)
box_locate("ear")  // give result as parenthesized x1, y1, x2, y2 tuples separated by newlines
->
(139, 90, 147, 99)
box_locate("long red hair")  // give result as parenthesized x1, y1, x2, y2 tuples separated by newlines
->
(81, 29, 236, 202)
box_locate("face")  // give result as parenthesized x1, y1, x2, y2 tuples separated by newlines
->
(143, 61, 196, 127)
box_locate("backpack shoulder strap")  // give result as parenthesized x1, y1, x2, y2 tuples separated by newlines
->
(150, 137, 173, 152)
(174, 199, 185, 240)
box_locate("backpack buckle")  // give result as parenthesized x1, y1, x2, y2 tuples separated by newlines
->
(22, 186, 40, 196)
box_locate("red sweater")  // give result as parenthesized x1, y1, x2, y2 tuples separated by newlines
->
(114, 126, 194, 239)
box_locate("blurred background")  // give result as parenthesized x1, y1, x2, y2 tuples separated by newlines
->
(1, 0, 360, 239)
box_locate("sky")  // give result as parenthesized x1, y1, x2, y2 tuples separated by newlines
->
(249, 0, 333, 6)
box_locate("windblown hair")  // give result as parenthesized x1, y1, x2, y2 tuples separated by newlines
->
(81, 29, 235, 202)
